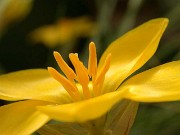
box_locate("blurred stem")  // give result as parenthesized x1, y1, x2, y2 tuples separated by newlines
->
(117, 0, 143, 36)
(81, 0, 118, 63)
(157, 35, 180, 60)
(165, 3, 180, 33)
(172, 51, 180, 60)
(93, 0, 119, 52)
(95, 0, 118, 34)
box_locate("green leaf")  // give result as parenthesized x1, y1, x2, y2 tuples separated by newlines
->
(38, 122, 88, 135)
(105, 100, 139, 135)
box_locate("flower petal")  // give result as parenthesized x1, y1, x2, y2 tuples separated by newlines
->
(0, 100, 50, 135)
(29, 16, 96, 48)
(120, 61, 180, 102)
(0, 69, 71, 104)
(0, 0, 33, 33)
(37, 90, 126, 123)
(98, 18, 169, 93)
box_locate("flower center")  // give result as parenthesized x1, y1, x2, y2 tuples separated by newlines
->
(48, 42, 111, 101)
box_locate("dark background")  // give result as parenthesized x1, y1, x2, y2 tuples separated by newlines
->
(0, 0, 179, 134)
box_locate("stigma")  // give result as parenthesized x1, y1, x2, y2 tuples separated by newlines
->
(48, 42, 111, 102)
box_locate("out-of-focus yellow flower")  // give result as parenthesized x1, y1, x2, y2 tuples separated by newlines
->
(0, 0, 33, 33)
(29, 16, 97, 48)
(0, 18, 179, 135)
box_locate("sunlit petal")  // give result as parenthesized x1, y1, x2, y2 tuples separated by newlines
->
(37, 90, 125, 123)
(0, 69, 71, 104)
(120, 61, 180, 102)
(0, 100, 50, 135)
(98, 18, 168, 93)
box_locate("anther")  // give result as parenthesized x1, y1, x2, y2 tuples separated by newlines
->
(88, 42, 97, 78)
(69, 53, 91, 99)
(93, 53, 111, 96)
(54, 51, 76, 81)
(48, 67, 80, 101)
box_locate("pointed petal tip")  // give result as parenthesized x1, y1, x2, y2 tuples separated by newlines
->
(160, 18, 169, 25)
(152, 18, 169, 27)
(158, 18, 169, 22)
(163, 18, 169, 23)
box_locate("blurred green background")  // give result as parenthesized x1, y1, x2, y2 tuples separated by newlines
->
(0, 0, 179, 134)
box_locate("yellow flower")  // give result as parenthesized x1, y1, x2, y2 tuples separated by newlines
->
(0, 18, 179, 135)
(0, 0, 33, 33)
(29, 16, 96, 48)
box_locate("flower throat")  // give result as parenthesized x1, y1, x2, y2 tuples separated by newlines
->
(48, 42, 111, 102)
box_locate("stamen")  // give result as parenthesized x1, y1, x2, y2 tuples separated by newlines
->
(53, 51, 76, 81)
(69, 53, 91, 99)
(50, 42, 112, 101)
(48, 67, 80, 101)
(88, 42, 97, 78)
(93, 53, 111, 96)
